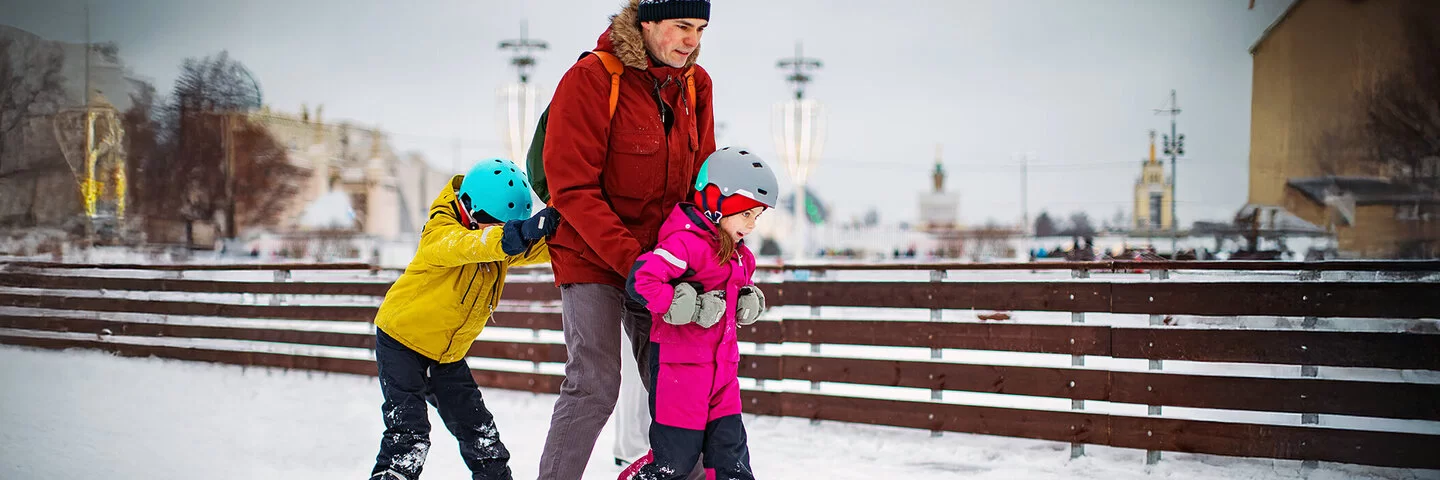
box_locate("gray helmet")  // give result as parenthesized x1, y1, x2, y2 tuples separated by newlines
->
(693, 147, 780, 222)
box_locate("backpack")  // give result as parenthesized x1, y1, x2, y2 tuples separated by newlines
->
(527, 50, 696, 204)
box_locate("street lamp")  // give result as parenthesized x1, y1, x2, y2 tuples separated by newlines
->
(774, 42, 824, 260)
(497, 21, 547, 167)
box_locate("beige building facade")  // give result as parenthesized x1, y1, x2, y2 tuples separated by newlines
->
(1133, 132, 1173, 232)
(1246, 0, 1439, 257)
(251, 106, 450, 241)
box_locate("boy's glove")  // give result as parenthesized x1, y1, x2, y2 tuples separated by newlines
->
(502, 207, 559, 255)
(663, 282, 727, 329)
(523, 207, 559, 240)
(735, 285, 766, 325)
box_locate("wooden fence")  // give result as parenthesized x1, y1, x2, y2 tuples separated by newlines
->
(0, 260, 1437, 470)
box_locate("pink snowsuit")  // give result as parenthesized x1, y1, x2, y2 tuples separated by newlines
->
(621, 203, 756, 480)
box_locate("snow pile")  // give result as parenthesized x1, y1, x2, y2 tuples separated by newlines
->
(0, 227, 70, 259)
(300, 190, 358, 230)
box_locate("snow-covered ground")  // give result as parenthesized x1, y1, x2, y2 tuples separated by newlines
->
(2, 261, 1437, 478)
(4, 345, 1435, 480)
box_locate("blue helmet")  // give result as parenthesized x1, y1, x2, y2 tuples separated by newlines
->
(458, 158, 533, 224)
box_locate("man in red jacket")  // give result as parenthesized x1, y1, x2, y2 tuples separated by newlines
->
(537, 0, 715, 478)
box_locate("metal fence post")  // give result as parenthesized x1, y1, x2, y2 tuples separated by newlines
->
(271, 269, 290, 307)
(532, 325, 544, 374)
(1299, 268, 1321, 470)
(1070, 267, 1089, 459)
(929, 268, 947, 438)
(531, 267, 544, 372)
(808, 269, 823, 425)
(755, 316, 769, 389)
(1145, 267, 1168, 465)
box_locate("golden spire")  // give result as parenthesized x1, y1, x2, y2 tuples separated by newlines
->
(932, 144, 945, 193)
(1148, 130, 1157, 164)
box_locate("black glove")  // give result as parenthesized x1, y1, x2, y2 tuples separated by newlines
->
(502, 207, 559, 255)
(523, 207, 559, 240)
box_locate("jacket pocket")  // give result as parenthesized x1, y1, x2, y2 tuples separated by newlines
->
(553, 221, 608, 271)
(604, 130, 665, 204)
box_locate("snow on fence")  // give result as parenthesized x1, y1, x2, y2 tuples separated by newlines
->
(0, 260, 1437, 471)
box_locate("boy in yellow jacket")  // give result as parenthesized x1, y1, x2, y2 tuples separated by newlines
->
(370, 158, 555, 480)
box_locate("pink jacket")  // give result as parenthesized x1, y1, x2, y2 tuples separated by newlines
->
(627, 203, 756, 364)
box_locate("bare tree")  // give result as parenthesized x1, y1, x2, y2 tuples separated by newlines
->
(148, 51, 291, 244)
(970, 220, 1016, 261)
(171, 51, 262, 114)
(157, 109, 224, 244)
(1064, 211, 1095, 236)
(1360, 2, 1440, 190)
(1311, 126, 1371, 177)
(0, 36, 65, 172)
(1033, 211, 1058, 237)
(1113, 208, 1128, 233)
(231, 119, 303, 229)
(123, 81, 161, 218)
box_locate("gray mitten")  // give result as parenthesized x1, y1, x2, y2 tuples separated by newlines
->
(736, 285, 766, 325)
(695, 290, 726, 328)
(664, 282, 699, 326)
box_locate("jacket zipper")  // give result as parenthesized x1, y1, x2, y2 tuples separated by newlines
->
(444, 263, 480, 358)
(459, 264, 480, 304)
(445, 263, 494, 357)
(653, 75, 676, 207)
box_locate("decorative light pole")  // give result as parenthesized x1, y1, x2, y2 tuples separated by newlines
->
(1155, 89, 1184, 256)
(498, 21, 547, 166)
(773, 41, 824, 259)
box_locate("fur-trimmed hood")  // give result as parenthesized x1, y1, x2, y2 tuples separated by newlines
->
(601, 0, 701, 70)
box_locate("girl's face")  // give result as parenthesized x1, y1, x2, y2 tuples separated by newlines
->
(719, 207, 764, 243)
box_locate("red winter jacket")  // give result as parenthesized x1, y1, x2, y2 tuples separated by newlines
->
(543, 8, 717, 288)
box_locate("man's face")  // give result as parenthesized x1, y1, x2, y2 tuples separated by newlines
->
(641, 18, 707, 68)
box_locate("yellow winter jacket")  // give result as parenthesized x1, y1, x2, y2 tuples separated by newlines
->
(374, 175, 550, 363)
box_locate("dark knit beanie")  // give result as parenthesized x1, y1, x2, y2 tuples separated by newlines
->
(638, 0, 711, 22)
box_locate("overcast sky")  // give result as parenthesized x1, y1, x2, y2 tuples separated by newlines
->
(1, 0, 1296, 227)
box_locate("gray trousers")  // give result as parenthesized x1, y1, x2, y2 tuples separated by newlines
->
(536, 283, 703, 480)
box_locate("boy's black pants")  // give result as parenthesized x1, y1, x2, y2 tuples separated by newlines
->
(372, 329, 511, 480)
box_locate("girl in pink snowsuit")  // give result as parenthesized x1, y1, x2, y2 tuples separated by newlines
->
(620, 147, 779, 480)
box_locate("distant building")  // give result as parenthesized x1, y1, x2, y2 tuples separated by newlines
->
(0, 25, 145, 233)
(918, 148, 960, 231)
(250, 106, 450, 241)
(1244, 0, 1439, 258)
(1133, 131, 1173, 231)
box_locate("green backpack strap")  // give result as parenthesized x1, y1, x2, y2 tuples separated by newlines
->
(525, 107, 552, 203)
(527, 51, 625, 204)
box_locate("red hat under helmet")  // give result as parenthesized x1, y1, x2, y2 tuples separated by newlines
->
(694, 185, 766, 222)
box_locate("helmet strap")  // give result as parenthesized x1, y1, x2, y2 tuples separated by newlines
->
(456, 202, 480, 230)
(698, 186, 724, 224)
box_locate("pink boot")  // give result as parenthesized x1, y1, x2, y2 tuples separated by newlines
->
(617, 451, 653, 480)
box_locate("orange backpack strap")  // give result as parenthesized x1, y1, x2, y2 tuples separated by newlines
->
(684, 66, 697, 110)
(591, 51, 625, 118)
